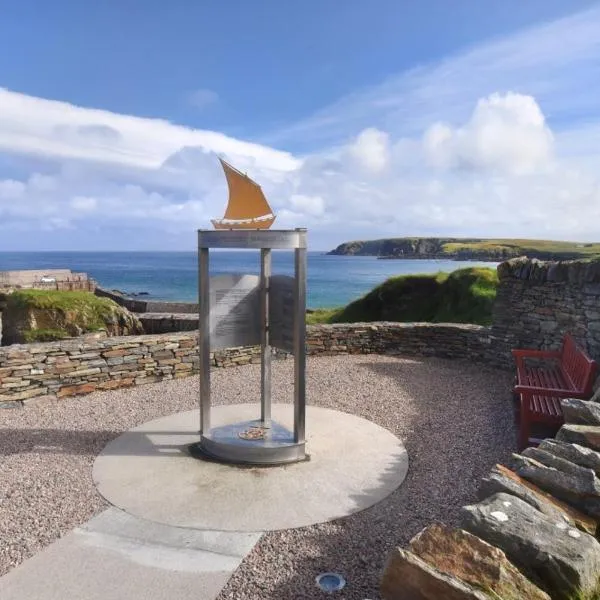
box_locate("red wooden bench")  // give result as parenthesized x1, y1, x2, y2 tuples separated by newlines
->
(512, 333, 597, 450)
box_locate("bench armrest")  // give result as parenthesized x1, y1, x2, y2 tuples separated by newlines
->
(514, 384, 573, 396)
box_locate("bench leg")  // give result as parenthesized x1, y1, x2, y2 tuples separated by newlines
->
(518, 395, 530, 451)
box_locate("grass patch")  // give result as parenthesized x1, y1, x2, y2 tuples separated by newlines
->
(23, 328, 70, 343)
(311, 267, 498, 326)
(306, 308, 343, 324)
(442, 238, 600, 259)
(5, 289, 139, 342)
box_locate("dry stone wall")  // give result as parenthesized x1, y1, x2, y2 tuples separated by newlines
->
(491, 257, 600, 368)
(0, 323, 491, 405)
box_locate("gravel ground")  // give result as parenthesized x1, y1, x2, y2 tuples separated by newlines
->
(0, 354, 515, 599)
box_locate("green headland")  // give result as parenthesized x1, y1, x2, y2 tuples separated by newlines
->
(328, 237, 600, 261)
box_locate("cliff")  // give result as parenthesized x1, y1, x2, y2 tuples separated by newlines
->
(328, 237, 600, 261)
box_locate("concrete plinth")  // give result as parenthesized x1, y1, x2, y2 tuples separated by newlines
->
(93, 404, 409, 532)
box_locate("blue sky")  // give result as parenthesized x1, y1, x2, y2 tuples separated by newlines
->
(0, 1, 600, 250)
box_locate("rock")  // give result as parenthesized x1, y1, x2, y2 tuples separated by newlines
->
(513, 452, 600, 519)
(461, 493, 600, 600)
(557, 424, 600, 451)
(538, 439, 600, 477)
(409, 523, 549, 600)
(478, 464, 597, 535)
(380, 547, 490, 600)
(561, 398, 600, 426)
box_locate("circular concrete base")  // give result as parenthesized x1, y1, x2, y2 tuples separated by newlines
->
(93, 404, 408, 532)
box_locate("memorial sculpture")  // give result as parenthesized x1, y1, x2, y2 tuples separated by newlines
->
(191, 157, 307, 465)
(210, 158, 276, 229)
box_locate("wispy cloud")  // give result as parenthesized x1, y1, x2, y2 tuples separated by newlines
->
(0, 88, 298, 172)
(187, 88, 219, 110)
(267, 5, 600, 149)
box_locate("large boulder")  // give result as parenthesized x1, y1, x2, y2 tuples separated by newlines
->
(538, 439, 600, 477)
(557, 424, 600, 452)
(478, 464, 597, 535)
(1, 289, 143, 345)
(513, 450, 600, 518)
(409, 523, 549, 599)
(561, 398, 600, 426)
(461, 493, 600, 600)
(380, 547, 490, 600)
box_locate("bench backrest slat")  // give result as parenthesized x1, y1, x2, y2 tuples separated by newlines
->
(561, 334, 597, 395)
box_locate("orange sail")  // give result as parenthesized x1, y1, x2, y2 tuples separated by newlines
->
(211, 158, 276, 229)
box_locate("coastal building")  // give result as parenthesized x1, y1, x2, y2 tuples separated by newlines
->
(0, 269, 97, 291)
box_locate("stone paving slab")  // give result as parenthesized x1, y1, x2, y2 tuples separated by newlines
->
(0, 508, 261, 600)
(93, 404, 409, 531)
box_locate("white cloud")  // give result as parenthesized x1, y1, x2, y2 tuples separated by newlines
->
(70, 196, 97, 212)
(0, 87, 298, 172)
(423, 92, 554, 175)
(187, 88, 219, 110)
(347, 128, 391, 174)
(289, 194, 325, 216)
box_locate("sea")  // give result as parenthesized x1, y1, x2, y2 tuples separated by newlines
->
(0, 252, 499, 309)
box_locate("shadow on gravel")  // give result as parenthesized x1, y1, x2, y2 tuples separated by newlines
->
(0, 428, 122, 455)
(0, 428, 200, 456)
(222, 356, 516, 600)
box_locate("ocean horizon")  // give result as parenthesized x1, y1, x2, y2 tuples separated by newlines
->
(0, 251, 499, 309)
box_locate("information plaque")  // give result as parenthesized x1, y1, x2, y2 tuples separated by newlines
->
(209, 274, 260, 351)
(269, 274, 295, 353)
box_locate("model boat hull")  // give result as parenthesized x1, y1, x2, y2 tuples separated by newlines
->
(211, 216, 276, 230)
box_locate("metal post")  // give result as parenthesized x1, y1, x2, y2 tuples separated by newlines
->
(199, 246, 211, 434)
(260, 248, 272, 427)
(293, 230, 307, 443)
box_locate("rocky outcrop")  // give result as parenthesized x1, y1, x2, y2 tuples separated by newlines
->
(408, 524, 550, 599)
(561, 398, 600, 426)
(461, 493, 600, 600)
(512, 451, 600, 519)
(557, 424, 600, 452)
(478, 464, 597, 535)
(381, 548, 490, 600)
(1, 291, 143, 346)
(538, 439, 600, 477)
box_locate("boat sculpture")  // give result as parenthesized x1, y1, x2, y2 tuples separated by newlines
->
(211, 158, 276, 230)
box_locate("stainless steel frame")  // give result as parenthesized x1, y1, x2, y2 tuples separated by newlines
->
(192, 229, 308, 465)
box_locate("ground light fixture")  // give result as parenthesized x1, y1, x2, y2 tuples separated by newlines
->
(315, 572, 346, 593)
